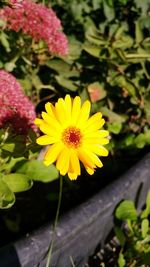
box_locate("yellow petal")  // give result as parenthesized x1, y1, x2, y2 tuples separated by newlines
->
(45, 102, 56, 119)
(64, 95, 72, 122)
(56, 147, 70, 176)
(42, 111, 62, 131)
(70, 150, 81, 176)
(77, 100, 91, 128)
(83, 136, 109, 145)
(84, 117, 105, 133)
(89, 153, 103, 167)
(55, 98, 70, 127)
(34, 118, 43, 126)
(85, 145, 109, 157)
(68, 172, 78, 180)
(36, 135, 59, 145)
(72, 96, 81, 125)
(77, 148, 95, 169)
(86, 167, 95, 175)
(84, 130, 109, 139)
(44, 142, 63, 166)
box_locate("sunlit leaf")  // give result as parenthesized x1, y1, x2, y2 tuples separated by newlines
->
(141, 190, 150, 218)
(118, 252, 126, 267)
(141, 218, 149, 238)
(2, 173, 33, 193)
(0, 179, 15, 209)
(17, 160, 59, 183)
(116, 200, 137, 221)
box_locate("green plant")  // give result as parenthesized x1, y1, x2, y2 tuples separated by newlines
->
(46, 0, 150, 154)
(0, 128, 59, 209)
(115, 190, 150, 266)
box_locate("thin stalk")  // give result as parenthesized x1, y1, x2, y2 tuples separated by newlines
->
(45, 175, 63, 267)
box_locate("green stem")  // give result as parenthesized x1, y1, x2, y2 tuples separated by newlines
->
(45, 175, 63, 267)
(125, 53, 150, 59)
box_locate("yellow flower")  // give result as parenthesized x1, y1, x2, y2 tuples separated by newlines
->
(34, 95, 109, 180)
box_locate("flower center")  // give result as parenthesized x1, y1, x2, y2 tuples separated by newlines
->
(62, 126, 82, 148)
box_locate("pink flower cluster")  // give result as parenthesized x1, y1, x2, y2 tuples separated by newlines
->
(0, 70, 36, 134)
(0, 0, 68, 56)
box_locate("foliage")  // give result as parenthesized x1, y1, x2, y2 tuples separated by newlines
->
(0, 0, 150, 209)
(48, 0, 150, 154)
(115, 190, 150, 266)
(0, 127, 59, 208)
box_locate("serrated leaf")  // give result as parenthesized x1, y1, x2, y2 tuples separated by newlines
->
(17, 160, 59, 183)
(2, 173, 33, 193)
(115, 200, 137, 221)
(0, 179, 15, 209)
(141, 218, 149, 238)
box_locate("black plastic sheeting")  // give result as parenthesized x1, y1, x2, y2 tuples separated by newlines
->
(0, 152, 150, 267)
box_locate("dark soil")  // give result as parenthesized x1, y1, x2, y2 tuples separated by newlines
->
(84, 236, 120, 267)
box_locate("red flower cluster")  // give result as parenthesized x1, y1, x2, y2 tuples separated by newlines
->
(0, 0, 68, 56)
(0, 70, 36, 134)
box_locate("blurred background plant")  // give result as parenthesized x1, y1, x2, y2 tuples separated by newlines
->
(0, 0, 150, 248)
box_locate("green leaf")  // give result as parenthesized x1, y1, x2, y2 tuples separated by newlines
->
(17, 160, 59, 183)
(144, 94, 150, 123)
(4, 62, 16, 72)
(114, 226, 126, 247)
(107, 122, 122, 134)
(118, 252, 126, 267)
(134, 130, 150, 149)
(113, 35, 133, 49)
(135, 20, 143, 44)
(0, 179, 15, 209)
(103, 0, 115, 21)
(67, 41, 82, 61)
(83, 44, 101, 58)
(113, 75, 138, 100)
(46, 59, 79, 78)
(141, 190, 150, 218)
(0, 32, 11, 52)
(100, 107, 127, 123)
(2, 173, 33, 193)
(2, 143, 15, 153)
(55, 75, 78, 91)
(141, 219, 149, 238)
(115, 200, 137, 221)
(2, 135, 26, 158)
